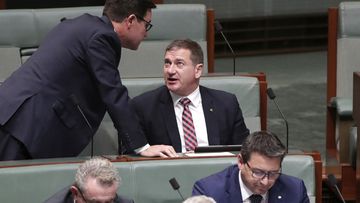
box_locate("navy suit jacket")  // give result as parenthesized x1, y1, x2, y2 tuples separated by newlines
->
(192, 165, 310, 203)
(43, 186, 134, 203)
(0, 14, 147, 158)
(131, 86, 249, 152)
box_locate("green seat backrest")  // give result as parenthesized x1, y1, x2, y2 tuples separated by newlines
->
(0, 155, 315, 203)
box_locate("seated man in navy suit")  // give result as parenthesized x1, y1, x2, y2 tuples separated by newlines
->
(130, 39, 249, 154)
(192, 131, 309, 203)
(44, 157, 133, 203)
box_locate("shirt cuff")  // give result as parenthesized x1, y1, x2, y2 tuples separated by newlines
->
(134, 144, 150, 154)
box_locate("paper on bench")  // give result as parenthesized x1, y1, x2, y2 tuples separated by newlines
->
(184, 152, 235, 157)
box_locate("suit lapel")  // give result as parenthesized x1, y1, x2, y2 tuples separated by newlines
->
(159, 88, 182, 152)
(226, 166, 243, 203)
(200, 86, 220, 145)
(268, 179, 286, 202)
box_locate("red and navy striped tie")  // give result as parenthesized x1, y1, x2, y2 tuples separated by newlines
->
(180, 98, 198, 151)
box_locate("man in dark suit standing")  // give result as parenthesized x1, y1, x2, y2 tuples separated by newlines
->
(131, 39, 249, 153)
(0, 0, 177, 160)
(43, 157, 133, 203)
(192, 131, 310, 203)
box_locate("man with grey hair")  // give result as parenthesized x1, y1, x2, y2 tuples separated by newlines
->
(183, 195, 216, 203)
(44, 157, 133, 203)
(192, 131, 309, 203)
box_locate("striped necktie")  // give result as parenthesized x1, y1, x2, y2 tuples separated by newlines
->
(180, 97, 198, 151)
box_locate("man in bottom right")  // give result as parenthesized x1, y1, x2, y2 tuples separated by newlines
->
(192, 131, 309, 203)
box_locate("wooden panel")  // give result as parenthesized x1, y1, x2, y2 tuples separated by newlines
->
(0, 0, 5, 9)
(206, 9, 215, 73)
(326, 7, 338, 153)
(354, 72, 360, 202)
(152, 0, 163, 4)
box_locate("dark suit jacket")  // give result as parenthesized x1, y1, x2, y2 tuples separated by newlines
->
(0, 14, 146, 159)
(43, 186, 134, 203)
(131, 86, 249, 152)
(192, 165, 310, 203)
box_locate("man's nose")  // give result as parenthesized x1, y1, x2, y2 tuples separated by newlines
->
(166, 64, 176, 74)
(260, 175, 270, 185)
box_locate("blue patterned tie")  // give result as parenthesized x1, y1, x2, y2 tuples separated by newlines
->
(180, 98, 197, 151)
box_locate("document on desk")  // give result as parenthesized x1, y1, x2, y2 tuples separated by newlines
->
(184, 152, 235, 157)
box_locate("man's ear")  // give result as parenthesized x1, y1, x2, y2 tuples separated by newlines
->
(237, 154, 245, 170)
(195, 63, 203, 78)
(125, 14, 136, 28)
(70, 186, 79, 198)
(238, 154, 244, 164)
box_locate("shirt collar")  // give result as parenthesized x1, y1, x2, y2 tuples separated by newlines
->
(239, 170, 267, 202)
(170, 86, 201, 107)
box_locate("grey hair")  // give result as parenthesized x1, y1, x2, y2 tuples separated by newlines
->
(75, 157, 120, 192)
(183, 195, 217, 203)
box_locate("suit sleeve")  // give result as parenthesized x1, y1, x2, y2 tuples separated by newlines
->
(299, 180, 310, 203)
(231, 94, 250, 144)
(87, 32, 147, 152)
(192, 180, 209, 196)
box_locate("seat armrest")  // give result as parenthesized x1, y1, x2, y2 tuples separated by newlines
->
(329, 97, 353, 117)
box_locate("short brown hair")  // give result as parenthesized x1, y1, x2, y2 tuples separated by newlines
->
(241, 131, 286, 164)
(103, 0, 156, 22)
(165, 39, 204, 65)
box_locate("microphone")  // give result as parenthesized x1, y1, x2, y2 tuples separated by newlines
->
(266, 88, 289, 153)
(215, 20, 236, 75)
(327, 174, 346, 203)
(169, 177, 185, 201)
(70, 94, 94, 157)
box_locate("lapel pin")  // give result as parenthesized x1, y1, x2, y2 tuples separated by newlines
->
(277, 195, 282, 199)
(209, 108, 213, 112)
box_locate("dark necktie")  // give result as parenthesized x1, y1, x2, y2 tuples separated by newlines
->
(179, 97, 197, 151)
(249, 194, 263, 203)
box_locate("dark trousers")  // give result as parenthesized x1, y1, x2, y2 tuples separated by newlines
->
(0, 126, 31, 161)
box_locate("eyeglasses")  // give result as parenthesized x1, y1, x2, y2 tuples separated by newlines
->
(135, 14, 153, 32)
(76, 186, 118, 203)
(246, 162, 281, 180)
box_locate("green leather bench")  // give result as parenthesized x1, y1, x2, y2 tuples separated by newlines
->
(0, 4, 211, 82)
(0, 155, 316, 203)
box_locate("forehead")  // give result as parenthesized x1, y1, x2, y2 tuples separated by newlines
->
(84, 178, 118, 196)
(143, 10, 152, 21)
(165, 48, 191, 60)
(247, 152, 281, 171)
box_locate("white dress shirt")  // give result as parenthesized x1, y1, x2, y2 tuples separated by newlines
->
(239, 170, 268, 203)
(170, 86, 209, 153)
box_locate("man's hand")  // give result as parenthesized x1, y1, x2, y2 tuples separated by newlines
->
(140, 145, 178, 158)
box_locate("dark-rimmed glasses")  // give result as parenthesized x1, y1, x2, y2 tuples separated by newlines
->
(76, 186, 118, 203)
(135, 14, 153, 32)
(246, 162, 281, 180)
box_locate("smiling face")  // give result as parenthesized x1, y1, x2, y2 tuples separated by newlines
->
(238, 152, 281, 195)
(163, 48, 203, 96)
